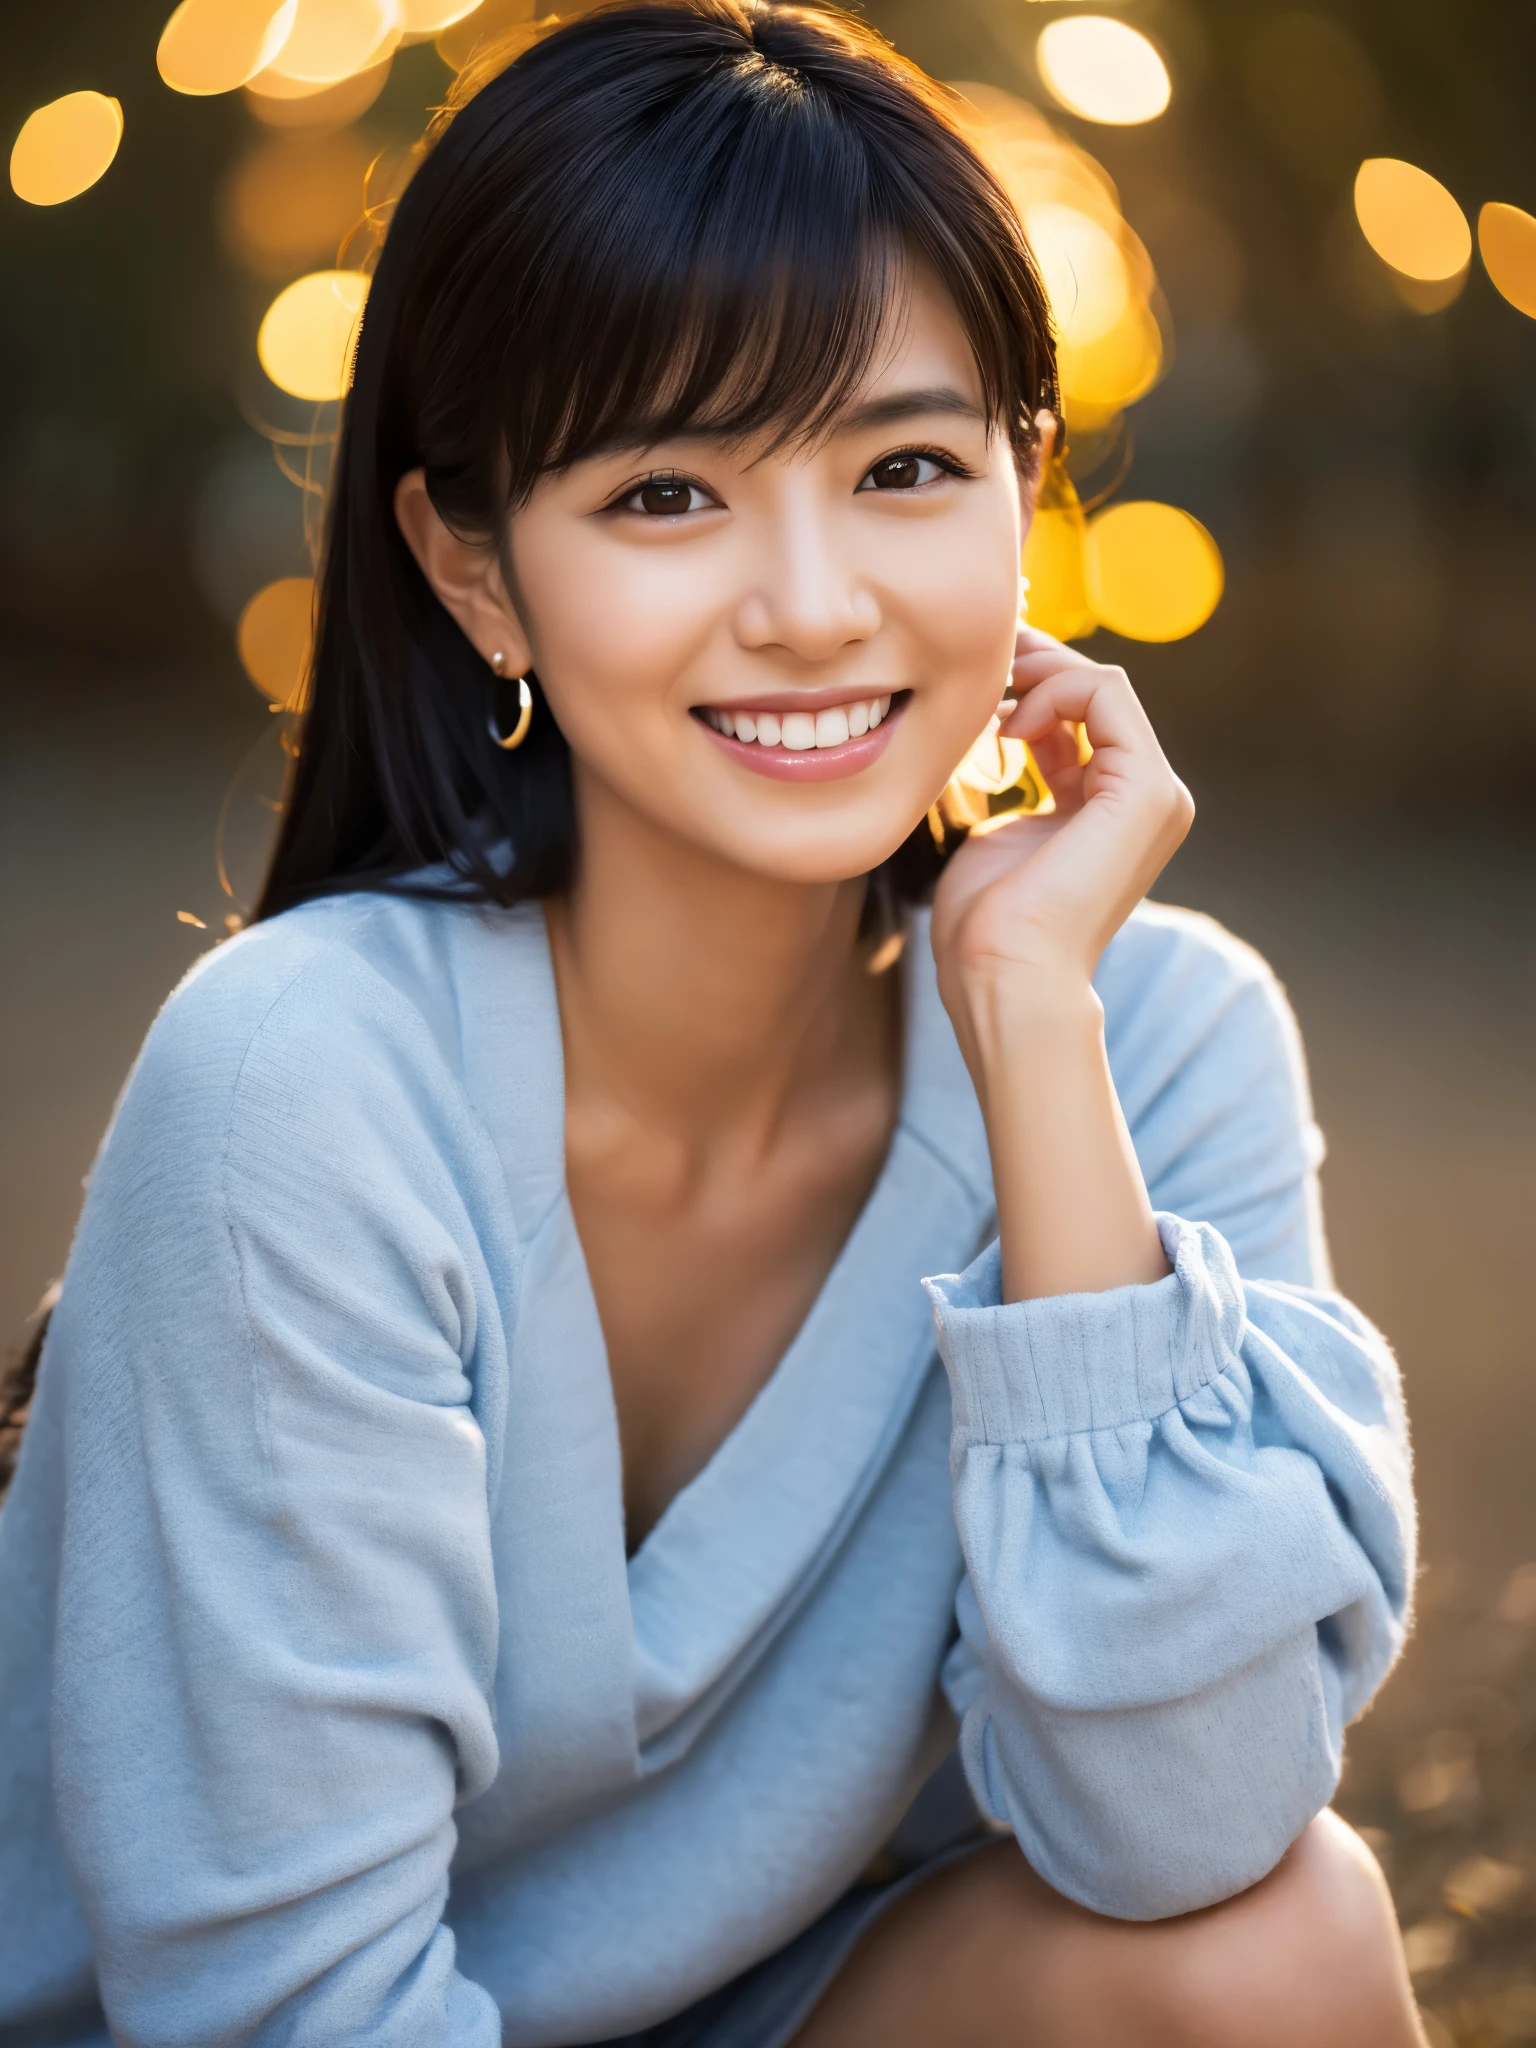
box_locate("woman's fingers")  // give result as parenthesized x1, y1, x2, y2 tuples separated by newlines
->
(1002, 663, 1156, 761)
(1024, 719, 1087, 816)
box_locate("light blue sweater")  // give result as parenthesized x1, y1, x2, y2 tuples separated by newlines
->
(0, 893, 1414, 2047)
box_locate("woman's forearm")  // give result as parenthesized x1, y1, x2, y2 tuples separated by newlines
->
(959, 965, 1167, 1303)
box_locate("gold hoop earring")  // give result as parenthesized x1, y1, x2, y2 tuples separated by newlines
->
(487, 652, 533, 751)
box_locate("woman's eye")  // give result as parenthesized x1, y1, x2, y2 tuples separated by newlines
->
(626, 477, 712, 516)
(860, 451, 952, 493)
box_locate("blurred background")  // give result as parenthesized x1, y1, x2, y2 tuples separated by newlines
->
(3, 0, 1535, 2033)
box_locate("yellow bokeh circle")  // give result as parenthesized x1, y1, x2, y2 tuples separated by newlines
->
(1084, 502, 1224, 643)
(238, 577, 315, 704)
(1353, 159, 1470, 282)
(257, 268, 370, 400)
(1022, 469, 1095, 643)
(1478, 202, 1536, 320)
(10, 93, 123, 207)
(1036, 18, 1171, 127)
(1057, 298, 1163, 430)
(265, 0, 402, 87)
(157, 0, 298, 96)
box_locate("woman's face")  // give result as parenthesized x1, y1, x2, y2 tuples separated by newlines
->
(417, 272, 1032, 885)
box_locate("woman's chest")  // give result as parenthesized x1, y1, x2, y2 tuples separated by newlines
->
(567, 1098, 893, 1552)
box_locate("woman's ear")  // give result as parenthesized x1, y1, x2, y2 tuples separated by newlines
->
(1019, 410, 1059, 538)
(394, 469, 533, 675)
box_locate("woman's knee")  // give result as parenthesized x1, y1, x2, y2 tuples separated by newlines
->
(1146, 1812, 1423, 2048)
(795, 1817, 1423, 2048)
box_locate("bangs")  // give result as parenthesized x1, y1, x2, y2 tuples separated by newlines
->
(530, 75, 912, 470)
(403, 4, 1056, 521)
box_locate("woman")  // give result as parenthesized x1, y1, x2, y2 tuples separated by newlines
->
(0, 4, 1421, 2042)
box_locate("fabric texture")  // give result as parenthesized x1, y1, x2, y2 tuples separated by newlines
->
(0, 895, 1415, 2047)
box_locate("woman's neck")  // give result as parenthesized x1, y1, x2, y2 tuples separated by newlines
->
(546, 771, 897, 1157)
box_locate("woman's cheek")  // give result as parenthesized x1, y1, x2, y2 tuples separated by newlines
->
(535, 559, 694, 739)
(907, 549, 1019, 701)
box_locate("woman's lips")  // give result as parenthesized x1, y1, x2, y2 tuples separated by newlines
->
(692, 692, 907, 783)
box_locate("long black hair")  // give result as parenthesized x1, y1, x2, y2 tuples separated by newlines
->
(254, 0, 1058, 924)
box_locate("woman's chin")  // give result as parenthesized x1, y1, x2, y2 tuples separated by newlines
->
(684, 806, 932, 889)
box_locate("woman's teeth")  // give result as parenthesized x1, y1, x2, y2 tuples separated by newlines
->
(700, 696, 892, 750)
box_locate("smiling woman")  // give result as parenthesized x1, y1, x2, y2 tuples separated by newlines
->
(258, 4, 1056, 924)
(0, 6, 1422, 2047)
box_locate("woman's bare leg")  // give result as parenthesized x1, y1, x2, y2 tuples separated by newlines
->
(791, 1811, 1424, 2047)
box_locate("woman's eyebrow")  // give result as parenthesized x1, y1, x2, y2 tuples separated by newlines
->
(832, 386, 988, 434)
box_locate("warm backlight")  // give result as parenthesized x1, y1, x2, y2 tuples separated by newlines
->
(246, 56, 390, 124)
(436, 0, 537, 70)
(1022, 201, 1129, 344)
(223, 130, 371, 277)
(257, 269, 369, 399)
(238, 577, 315, 704)
(1057, 299, 1162, 430)
(1022, 475, 1095, 643)
(157, 0, 298, 95)
(1036, 18, 1171, 126)
(1354, 159, 1471, 282)
(10, 92, 123, 206)
(1085, 502, 1223, 643)
(266, 0, 401, 86)
(400, 0, 481, 29)
(1478, 202, 1536, 320)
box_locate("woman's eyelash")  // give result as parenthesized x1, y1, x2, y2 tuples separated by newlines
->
(903, 444, 976, 474)
(864, 445, 979, 487)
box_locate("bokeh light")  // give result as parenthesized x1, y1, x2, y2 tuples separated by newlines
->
(961, 88, 1164, 436)
(1023, 201, 1129, 343)
(1056, 298, 1163, 432)
(237, 576, 314, 703)
(265, 0, 402, 87)
(1022, 467, 1095, 642)
(257, 268, 370, 399)
(157, 0, 298, 96)
(9, 93, 123, 207)
(1084, 502, 1224, 642)
(1354, 158, 1471, 282)
(245, 56, 391, 124)
(399, 0, 481, 30)
(1389, 269, 1467, 317)
(1036, 18, 1170, 127)
(1478, 203, 1536, 320)
(220, 130, 371, 278)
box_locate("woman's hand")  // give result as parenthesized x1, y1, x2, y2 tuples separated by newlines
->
(931, 627, 1194, 1003)
(930, 629, 1193, 1302)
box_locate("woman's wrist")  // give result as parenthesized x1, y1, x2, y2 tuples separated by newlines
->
(942, 956, 1104, 1110)
(943, 959, 1168, 1304)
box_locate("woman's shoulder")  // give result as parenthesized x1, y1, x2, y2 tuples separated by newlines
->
(137, 891, 448, 1094)
(151, 888, 544, 1062)
(99, 891, 551, 1206)
(1098, 898, 1283, 1008)
(1095, 901, 1321, 1212)
(1095, 899, 1298, 1069)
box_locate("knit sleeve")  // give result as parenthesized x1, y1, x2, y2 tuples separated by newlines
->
(929, 910, 1414, 1920)
(48, 924, 517, 2046)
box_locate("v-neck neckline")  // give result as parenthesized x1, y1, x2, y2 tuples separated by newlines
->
(542, 905, 926, 1530)
(457, 899, 995, 1769)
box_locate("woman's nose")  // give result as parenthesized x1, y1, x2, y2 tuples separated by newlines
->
(733, 514, 882, 662)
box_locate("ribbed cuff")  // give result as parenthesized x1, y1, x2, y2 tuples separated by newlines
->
(922, 1213, 1246, 1445)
